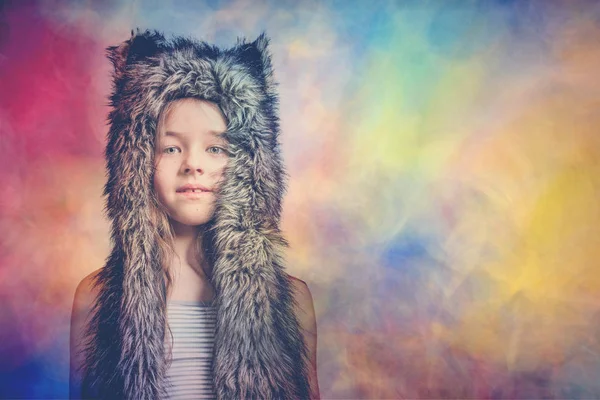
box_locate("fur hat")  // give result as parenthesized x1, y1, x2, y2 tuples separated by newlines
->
(81, 29, 311, 399)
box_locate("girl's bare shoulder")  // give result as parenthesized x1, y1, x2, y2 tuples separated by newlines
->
(286, 273, 310, 295)
(72, 268, 103, 315)
(70, 269, 103, 396)
(286, 274, 316, 324)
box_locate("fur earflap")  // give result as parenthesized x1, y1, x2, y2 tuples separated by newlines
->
(81, 29, 311, 400)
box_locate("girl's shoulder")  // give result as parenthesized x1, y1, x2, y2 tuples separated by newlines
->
(73, 270, 311, 309)
(70, 268, 103, 396)
(285, 273, 316, 326)
(286, 273, 306, 285)
(72, 268, 103, 317)
(286, 273, 311, 298)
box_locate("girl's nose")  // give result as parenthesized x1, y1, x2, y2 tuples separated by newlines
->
(184, 166, 203, 174)
(181, 153, 205, 174)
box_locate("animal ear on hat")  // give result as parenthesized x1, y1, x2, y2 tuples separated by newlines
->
(237, 32, 276, 91)
(105, 28, 166, 81)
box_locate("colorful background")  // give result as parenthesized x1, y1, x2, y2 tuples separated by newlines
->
(1, 0, 600, 398)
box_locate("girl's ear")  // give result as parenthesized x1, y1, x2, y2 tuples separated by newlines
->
(105, 28, 166, 81)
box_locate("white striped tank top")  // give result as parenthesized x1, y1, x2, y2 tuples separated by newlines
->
(165, 300, 217, 399)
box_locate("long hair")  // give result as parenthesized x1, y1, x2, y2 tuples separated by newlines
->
(152, 99, 223, 366)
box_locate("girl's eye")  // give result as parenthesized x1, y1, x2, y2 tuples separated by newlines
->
(163, 146, 181, 155)
(207, 146, 226, 155)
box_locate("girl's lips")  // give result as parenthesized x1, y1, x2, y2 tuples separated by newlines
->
(177, 190, 212, 199)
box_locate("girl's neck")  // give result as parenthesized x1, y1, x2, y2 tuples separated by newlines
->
(169, 220, 212, 280)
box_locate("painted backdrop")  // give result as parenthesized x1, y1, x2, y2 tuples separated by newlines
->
(1, 0, 599, 398)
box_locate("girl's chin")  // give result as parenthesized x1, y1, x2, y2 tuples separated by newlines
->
(168, 214, 214, 228)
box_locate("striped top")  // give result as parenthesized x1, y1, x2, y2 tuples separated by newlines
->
(164, 300, 217, 400)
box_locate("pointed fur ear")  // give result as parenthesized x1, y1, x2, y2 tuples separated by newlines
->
(236, 32, 276, 90)
(105, 28, 166, 81)
(253, 32, 276, 90)
(252, 32, 273, 68)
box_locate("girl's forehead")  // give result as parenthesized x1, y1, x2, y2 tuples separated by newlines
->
(158, 99, 227, 139)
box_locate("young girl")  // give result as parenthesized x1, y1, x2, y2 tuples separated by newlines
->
(69, 29, 320, 399)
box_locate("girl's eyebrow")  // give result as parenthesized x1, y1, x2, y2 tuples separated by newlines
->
(164, 130, 227, 139)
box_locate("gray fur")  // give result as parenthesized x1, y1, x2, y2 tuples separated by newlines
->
(81, 29, 310, 399)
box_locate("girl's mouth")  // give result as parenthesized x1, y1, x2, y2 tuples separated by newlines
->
(177, 190, 212, 199)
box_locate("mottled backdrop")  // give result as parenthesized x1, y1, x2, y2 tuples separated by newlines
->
(1, 0, 600, 398)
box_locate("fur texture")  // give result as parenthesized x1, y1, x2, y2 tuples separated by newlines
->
(81, 29, 311, 399)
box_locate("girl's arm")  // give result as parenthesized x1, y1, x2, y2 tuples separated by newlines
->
(69, 270, 100, 399)
(290, 276, 321, 400)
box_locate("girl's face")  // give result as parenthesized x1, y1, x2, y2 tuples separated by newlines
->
(153, 98, 229, 227)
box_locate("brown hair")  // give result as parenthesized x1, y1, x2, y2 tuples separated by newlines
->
(153, 98, 222, 282)
(151, 98, 221, 364)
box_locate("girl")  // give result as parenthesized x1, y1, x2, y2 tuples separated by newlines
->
(69, 29, 320, 399)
